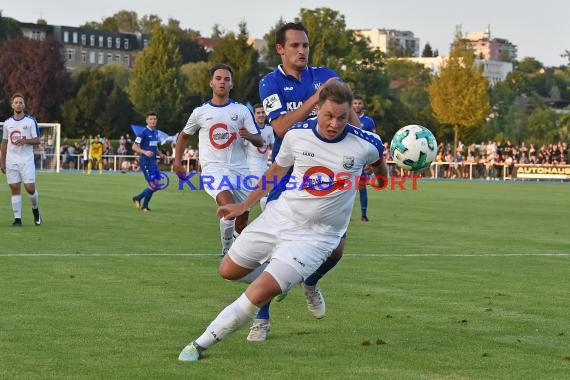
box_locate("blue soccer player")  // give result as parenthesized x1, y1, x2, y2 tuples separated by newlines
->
(132, 111, 165, 212)
(352, 94, 377, 222)
(247, 22, 362, 341)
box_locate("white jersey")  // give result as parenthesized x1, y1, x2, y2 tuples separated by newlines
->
(245, 124, 274, 176)
(2, 114, 39, 165)
(183, 100, 258, 174)
(273, 119, 383, 236)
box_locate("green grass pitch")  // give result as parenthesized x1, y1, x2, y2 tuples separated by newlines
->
(0, 172, 568, 379)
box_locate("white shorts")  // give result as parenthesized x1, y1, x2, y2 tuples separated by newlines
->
(5, 161, 36, 184)
(200, 167, 251, 203)
(228, 202, 339, 282)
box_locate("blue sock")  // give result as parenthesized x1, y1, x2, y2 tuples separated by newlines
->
(142, 188, 155, 208)
(135, 188, 147, 200)
(359, 188, 368, 217)
(304, 257, 341, 286)
(255, 302, 270, 320)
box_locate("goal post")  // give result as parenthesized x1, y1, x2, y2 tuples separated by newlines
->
(0, 122, 61, 172)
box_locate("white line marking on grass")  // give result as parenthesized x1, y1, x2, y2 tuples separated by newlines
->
(0, 253, 569, 257)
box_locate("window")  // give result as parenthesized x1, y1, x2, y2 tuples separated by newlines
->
(106, 53, 113, 63)
(89, 52, 96, 63)
(115, 54, 121, 62)
(73, 32, 78, 44)
(81, 34, 86, 45)
(107, 37, 113, 48)
(98, 52, 104, 64)
(98, 36, 104, 47)
(90, 35, 95, 46)
(143, 38, 149, 48)
(66, 49, 74, 61)
(81, 51, 87, 63)
(123, 55, 130, 66)
(63, 31, 69, 43)
(116, 37, 121, 49)
(123, 38, 129, 50)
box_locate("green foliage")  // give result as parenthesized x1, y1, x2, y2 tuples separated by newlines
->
(428, 38, 491, 150)
(60, 66, 134, 137)
(127, 26, 186, 133)
(209, 22, 262, 103)
(0, 16, 22, 43)
(422, 43, 434, 57)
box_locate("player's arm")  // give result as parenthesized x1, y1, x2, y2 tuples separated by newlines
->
(217, 162, 289, 219)
(370, 157, 389, 188)
(270, 96, 319, 138)
(132, 141, 153, 158)
(19, 136, 41, 145)
(0, 139, 7, 173)
(173, 132, 191, 176)
(239, 128, 263, 147)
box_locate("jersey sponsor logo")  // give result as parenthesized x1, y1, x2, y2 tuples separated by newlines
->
(313, 81, 323, 90)
(257, 144, 270, 154)
(209, 123, 237, 149)
(149, 141, 158, 146)
(342, 156, 355, 170)
(301, 165, 349, 196)
(286, 101, 303, 112)
(9, 130, 23, 144)
(263, 94, 281, 113)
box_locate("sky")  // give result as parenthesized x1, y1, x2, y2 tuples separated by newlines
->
(2, 0, 568, 67)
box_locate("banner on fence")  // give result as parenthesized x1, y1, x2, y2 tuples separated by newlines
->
(514, 165, 570, 180)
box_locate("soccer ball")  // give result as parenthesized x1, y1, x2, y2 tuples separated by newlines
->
(390, 125, 437, 171)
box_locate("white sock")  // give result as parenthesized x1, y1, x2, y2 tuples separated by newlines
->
(11, 195, 22, 218)
(195, 293, 259, 349)
(220, 217, 235, 253)
(28, 190, 39, 209)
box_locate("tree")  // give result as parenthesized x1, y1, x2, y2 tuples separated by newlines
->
(0, 15, 22, 43)
(164, 19, 208, 64)
(427, 37, 491, 152)
(422, 43, 434, 57)
(0, 36, 70, 121)
(127, 26, 186, 133)
(209, 22, 262, 103)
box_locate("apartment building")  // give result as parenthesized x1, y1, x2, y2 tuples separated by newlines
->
(354, 27, 420, 57)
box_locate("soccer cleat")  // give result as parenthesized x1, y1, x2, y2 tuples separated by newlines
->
(303, 286, 326, 319)
(275, 289, 289, 302)
(141, 207, 151, 212)
(246, 319, 271, 342)
(12, 218, 22, 227)
(33, 208, 42, 225)
(178, 342, 201, 362)
(361, 216, 369, 222)
(132, 197, 141, 209)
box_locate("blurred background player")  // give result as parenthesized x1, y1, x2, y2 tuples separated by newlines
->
(352, 94, 377, 222)
(132, 111, 165, 212)
(244, 103, 274, 209)
(88, 135, 104, 174)
(173, 64, 262, 257)
(0, 93, 42, 226)
(178, 80, 388, 362)
(248, 21, 361, 341)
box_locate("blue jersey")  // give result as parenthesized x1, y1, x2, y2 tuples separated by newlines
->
(259, 64, 338, 161)
(134, 126, 160, 180)
(359, 114, 376, 134)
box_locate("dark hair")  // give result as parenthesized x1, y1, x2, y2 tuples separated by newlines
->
(276, 22, 308, 46)
(210, 63, 233, 78)
(253, 103, 264, 111)
(318, 80, 353, 106)
(353, 94, 364, 102)
(11, 93, 25, 103)
(146, 111, 158, 118)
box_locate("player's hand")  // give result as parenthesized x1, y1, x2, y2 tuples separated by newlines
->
(143, 150, 154, 158)
(217, 203, 246, 219)
(172, 163, 186, 179)
(0, 165, 5, 174)
(363, 164, 373, 175)
(238, 128, 251, 139)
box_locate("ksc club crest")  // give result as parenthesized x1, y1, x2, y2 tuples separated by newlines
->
(342, 156, 355, 170)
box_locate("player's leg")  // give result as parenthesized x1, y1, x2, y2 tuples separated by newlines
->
(359, 182, 369, 222)
(97, 157, 104, 173)
(6, 167, 24, 226)
(302, 238, 345, 319)
(141, 168, 160, 211)
(21, 161, 41, 225)
(216, 190, 238, 257)
(87, 158, 93, 174)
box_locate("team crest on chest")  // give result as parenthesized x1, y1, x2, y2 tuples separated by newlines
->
(342, 156, 355, 170)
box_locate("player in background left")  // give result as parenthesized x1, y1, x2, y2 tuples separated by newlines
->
(352, 94, 377, 222)
(0, 93, 42, 226)
(132, 111, 165, 212)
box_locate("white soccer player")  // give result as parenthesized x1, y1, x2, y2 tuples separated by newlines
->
(0, 93, 42, 226)
(244, 103, 274, 208)
(178, 80, 389, 362)
(173, 64, 263, 257)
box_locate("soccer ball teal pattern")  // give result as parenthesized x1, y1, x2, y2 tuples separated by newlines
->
(390, 125, 437, 171)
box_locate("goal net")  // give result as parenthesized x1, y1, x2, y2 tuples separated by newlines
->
(0, 122, 61, 172)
